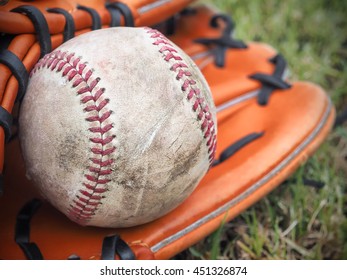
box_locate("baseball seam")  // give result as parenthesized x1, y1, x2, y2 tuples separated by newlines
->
(145, 28, 217, 164)
(31, 50, 116, 225)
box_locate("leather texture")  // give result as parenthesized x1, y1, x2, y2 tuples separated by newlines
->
(0, 3, 335, 260)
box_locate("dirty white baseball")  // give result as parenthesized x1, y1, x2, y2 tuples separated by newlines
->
(19, 27, 217, 228)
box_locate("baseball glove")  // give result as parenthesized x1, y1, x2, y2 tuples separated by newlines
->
(0, 3, 335, 260)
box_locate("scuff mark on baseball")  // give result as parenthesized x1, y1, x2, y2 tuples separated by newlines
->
(18, 27, 217, 228)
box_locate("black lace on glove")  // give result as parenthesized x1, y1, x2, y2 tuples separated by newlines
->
(194, 14, 247, 67)
(249, 54, 292, 106)
(106, 2, 135, 27)
(101, 235, 136, 260)
(212, 132, 264, 167)
(77, 5, 102, 30)
(47, 8, 75, 42)
(11, 6, 52, 58)
(15, 199, 44, 260)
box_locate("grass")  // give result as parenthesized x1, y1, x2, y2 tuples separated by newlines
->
(176, 0, 347, 260)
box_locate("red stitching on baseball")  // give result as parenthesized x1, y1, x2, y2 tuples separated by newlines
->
(145, 28, 217, 164)
(159, 46, 177, 53)
(83, 182, 109, 192)
(91, 147, 116, 156)
(79, 190, 103, 200)
(78, 63, 86, 74)
(152, 39, 171, 46)
(171, 63, 188, 71)
(49, 58, 59, 70)
(90, 158, 114, 167)
(164, 52, 182, 62)
(176, 69, 192, 80)
(182, 79, 197, 91)
(73, 77, 84, 87)
(74, 200, 91, 209)
(89, 124, 113, 134)
(90, 135, 114, 145)
(31, 50, 116, 225)
(76, 196, 101, 206)
(84, 99, 109, 112)
(88, 167, 112, 176)
(86, 112, 112, 123)
(85, 174, 111, 184)
(66, 53, 74, 62)
(62, 66, 73, 76)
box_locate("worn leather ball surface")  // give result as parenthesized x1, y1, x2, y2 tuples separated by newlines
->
(18, 27, 217, 228)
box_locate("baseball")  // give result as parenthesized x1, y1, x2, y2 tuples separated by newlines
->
(19, 27, 217, 228)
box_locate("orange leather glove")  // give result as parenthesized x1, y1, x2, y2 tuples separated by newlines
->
(0, 3, 335, 260)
